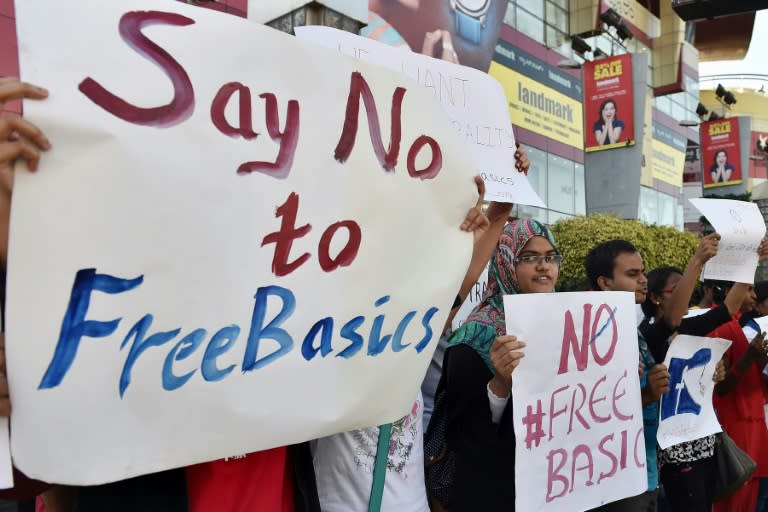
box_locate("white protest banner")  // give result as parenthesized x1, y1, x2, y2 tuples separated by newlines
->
(504, 291, 646, 512)
(294, 26, 545, 207)
(451, 264, 488, 331)
(656, 335, 729, 450)
(754, 315, 768, 336)
(689, 198, 766, 283)
(0, 319, 11, 489)
(9, 0, 478, 484)
(0, 418, 10, 489)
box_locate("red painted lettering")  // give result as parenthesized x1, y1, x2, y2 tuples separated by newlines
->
(570, 444, 595, 491)
(612, 370, 633, 421)
(318, 221, 362, 272)
(238, 93, 300, 179)
(588, 375, 611, 423)
(334, 72, 404, 172)
(590, 304, 618, 365)
(597, 434, 618, 483)
(261, 193, 312, 277)
(406, 135, 442, 179)
(558, 305, 592, 374)
(558, 303, 619, 374)
(210, 82, 258, 140)
(633, 426, 645, 468)
(546, 448, 569, 502)
(568, 383, 589, 434)
(548, 384, 570, 441)
(620, 429, 628, 469)
(78, 11, 195, 127)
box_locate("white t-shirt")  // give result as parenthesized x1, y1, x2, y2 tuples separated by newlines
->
(311, 392, 430, 512)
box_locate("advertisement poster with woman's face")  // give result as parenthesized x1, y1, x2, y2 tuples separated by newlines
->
(362, 0, 506, 71)
(582, 54, 635, 152)
(702, 118, 742, 189)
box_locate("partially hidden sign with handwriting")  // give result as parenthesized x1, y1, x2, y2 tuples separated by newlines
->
(9, 0, 478, 484)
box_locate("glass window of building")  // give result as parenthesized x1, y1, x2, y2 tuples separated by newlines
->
(517, 0, 544, 18)
(512, 147, 583, 225)
(638, 186, 658, 225)
(515, 7, 545, 43)
(547, 154, 575, 215)
(504, 2, 516, 26)
(574, 163, 585, 215)
(658, 192, 676, 227)
(505, 0, 569, 52)
(545, 2, 567, 32)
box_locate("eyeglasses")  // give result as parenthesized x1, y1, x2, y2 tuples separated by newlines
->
(514, 254, 563, 266)
(660, 287, 676, 294)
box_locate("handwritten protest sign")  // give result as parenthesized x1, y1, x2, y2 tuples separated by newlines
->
(689, 198, 766, 283)
(294, 26, 545, 207)
(755, 315, 768, 335)
(9, 0, 479, 484)
(504, 291, 646, 511)
(657, 335, 730, 450)
(451, 264, 488, 330)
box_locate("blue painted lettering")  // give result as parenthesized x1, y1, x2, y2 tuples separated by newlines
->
(162, 328, 206, 391)
(39, 269, 143, 389)
(242, 285, 295, 372)
(202, 325, 240, 381)
(301, 317, 334, 360)
(120, 314, 180, 397)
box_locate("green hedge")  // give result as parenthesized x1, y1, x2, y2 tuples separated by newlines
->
(549, 214, 699, 291)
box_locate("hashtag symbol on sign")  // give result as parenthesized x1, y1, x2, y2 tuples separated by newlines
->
(522, 399, 546, 450)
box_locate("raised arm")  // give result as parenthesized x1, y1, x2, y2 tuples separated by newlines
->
(661, 233, 719, 330)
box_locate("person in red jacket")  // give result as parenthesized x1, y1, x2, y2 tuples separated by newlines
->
(712, 283, 768, 512)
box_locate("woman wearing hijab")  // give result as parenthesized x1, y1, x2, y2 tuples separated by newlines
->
(441, 219, 560, 511)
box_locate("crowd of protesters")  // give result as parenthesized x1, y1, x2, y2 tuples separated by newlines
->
(2, 74, 768, 512)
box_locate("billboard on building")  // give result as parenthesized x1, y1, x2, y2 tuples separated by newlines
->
(583, 53, 635, 152)
(701, 117, 742, 189)
(488, 41, 584, 150)
(651, 123, 687, 187)
(362, 0, 507, 72)
(749, 130, 768, 180)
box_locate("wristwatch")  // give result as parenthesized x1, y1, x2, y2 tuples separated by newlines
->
(450, 0, 490, 45)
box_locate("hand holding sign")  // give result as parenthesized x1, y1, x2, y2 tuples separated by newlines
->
(643, 364, 670, 405)
(689, 198, 767, 283)
(747, 331, 768, 359)
(460, 176, 490, 233)
(692, 232, 721, 266)
(0, 81, 50, 173)
(489, 335, 525, 397)
(713, 357, 726, 383)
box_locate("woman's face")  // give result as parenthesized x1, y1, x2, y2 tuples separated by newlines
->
(755, 297, 768, 317)
(602, 102, 616, 122)
(514, 236, 559, 294)
(742, 285, 757, 313)
(655, 272, 682, 317)
(716, 152, 727, 166)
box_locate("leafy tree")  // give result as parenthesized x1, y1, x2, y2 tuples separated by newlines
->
(550, 214, 699, 291)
